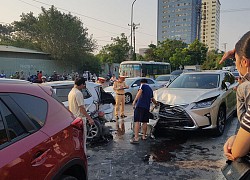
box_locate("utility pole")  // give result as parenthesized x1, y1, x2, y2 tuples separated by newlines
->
(128, 0, 137, 60)
(133, 23, 140, 60)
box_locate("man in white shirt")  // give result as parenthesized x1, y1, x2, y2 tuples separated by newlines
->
(68, 77, 94, 152)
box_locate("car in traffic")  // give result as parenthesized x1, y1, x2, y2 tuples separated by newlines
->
(170, 69, 183, 76)
(151, 70, 238, 136)
(155, 74, 178, 87)
(104, 77, 161, 104)
(231, 70, 240, 80)
(0, 78, 87, 179)
(43, 81, 115, 140)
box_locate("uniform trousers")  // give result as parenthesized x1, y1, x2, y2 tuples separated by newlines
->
(115, 94, 125, 116)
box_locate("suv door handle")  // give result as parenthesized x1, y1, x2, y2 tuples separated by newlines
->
(31, 149, 51, 167)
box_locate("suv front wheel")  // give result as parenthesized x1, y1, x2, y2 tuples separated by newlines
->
(213, 106, 226, 136)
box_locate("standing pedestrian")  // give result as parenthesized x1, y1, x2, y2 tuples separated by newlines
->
(19, 71, 25, 80)
(130, 79, 157, 144)
(13, 71, 20, 79)
(113, 76, 128, 120)
(222, 31, 250, 161)
(110, 74, 117, 86)
(51, 71, 59, 81)
(0, 70, 6, 78)
(110, 74, 117, 82)
(37, 71, 42, 83)
(41, 76, 47, 83)
(68, 77, 94, 152)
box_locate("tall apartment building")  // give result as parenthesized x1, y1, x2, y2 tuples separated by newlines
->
(200, 0, 221, 51)
(157, 0, 202, 45)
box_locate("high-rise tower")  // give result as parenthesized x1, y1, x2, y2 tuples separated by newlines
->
(200, 0, 221, 51)
(157, 0, 202, 44)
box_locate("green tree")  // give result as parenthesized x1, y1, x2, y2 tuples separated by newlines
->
(201, 50, 223, 70)
(80, 53, 101, 74)
(97, 33, 130, 73)
(13, 6, 96, 66)
(136, 54, 145, 61)
(144, 43, 157, 61)
(154, 39, 187, 62)
(187, 39, 208, 65)
(170, 48, 191, 70)
(0, 24, 15, 45)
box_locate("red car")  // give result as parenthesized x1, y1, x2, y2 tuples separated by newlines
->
(0, 79, 87, 180)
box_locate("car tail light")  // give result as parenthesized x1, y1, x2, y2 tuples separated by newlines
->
(71, 117, 83, 130)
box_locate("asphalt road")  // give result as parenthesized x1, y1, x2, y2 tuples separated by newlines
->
(87, 104, 237, 180)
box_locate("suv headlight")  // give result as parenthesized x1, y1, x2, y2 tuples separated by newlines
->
(192, 96, 218, 109)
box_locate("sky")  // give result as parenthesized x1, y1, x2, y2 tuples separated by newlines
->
(1, 0, 250, 53)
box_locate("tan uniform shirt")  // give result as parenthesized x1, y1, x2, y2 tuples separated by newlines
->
(113, 81, 126, 94)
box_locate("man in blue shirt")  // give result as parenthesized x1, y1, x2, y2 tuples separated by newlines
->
(131, 79, 157, 144)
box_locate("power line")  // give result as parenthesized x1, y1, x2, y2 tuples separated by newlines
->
(85, 25, 121, 37)
(28, 0, 156, 37)
(221, 8, 250, 13)
(17, 0, 40, 9)
(18, 0, 124, 38)
(14, 0, 250, 48)
(30, 0, 129, 30)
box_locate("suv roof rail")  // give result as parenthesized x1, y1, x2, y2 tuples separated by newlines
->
(0, 78, 31, 84)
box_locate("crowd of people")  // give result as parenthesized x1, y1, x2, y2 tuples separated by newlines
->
(0, 69, 102, 84)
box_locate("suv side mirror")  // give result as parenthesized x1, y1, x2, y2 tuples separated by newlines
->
(132, 84, 138, 87)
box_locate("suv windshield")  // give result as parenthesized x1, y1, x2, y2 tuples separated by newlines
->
(168, 74, 219, 89)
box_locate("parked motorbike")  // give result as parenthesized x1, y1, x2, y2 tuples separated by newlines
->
(85, 84, 116, 143)
(86, 104, 113, 142)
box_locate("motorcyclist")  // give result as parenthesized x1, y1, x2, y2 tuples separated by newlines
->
(109, 74, 117, 86)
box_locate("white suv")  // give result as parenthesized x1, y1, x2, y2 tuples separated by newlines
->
(43, 81, 115, 139)
(43, 81, 115, 120)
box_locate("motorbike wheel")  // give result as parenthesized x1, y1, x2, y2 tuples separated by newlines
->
(87, 119, 102, 140)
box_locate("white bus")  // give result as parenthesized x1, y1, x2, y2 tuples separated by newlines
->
(119, 61, 171, 78)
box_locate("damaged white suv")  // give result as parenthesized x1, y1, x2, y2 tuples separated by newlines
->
(150, 70, 238, 136)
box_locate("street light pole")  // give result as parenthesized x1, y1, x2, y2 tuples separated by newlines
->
(130, 0, 137, 60)
(133, 23, 140, 56)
